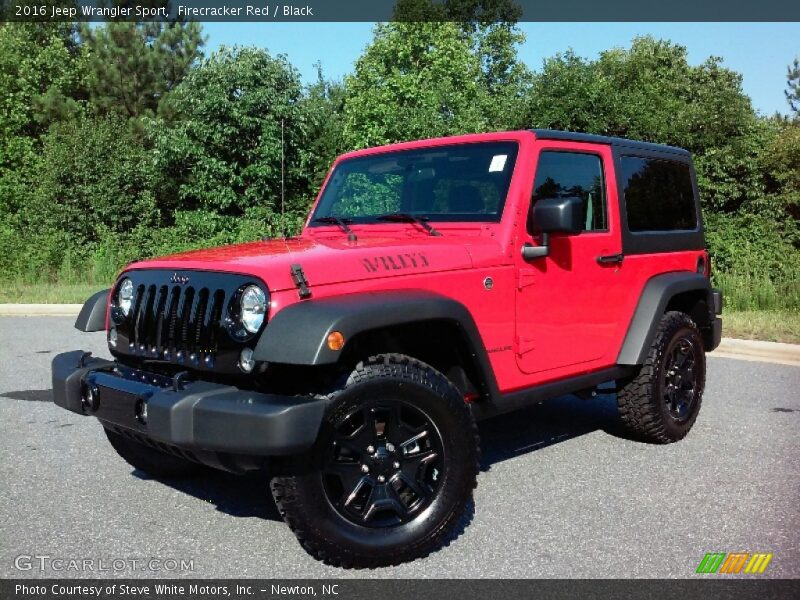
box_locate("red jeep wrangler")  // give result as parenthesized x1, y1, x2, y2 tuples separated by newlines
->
(53, 130, 722, 567)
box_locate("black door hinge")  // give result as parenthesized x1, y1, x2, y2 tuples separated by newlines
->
(290, 264, 312, 299)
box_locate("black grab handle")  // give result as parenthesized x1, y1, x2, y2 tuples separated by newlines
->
(596, 253, 624, 265)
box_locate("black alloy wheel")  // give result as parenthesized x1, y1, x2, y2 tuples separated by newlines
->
(323, 401, 445, 527)
(662, 336, 701, 423)
(270, 354, 479, 568)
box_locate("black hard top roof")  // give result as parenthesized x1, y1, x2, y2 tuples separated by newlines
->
(531, 129, 690, 157)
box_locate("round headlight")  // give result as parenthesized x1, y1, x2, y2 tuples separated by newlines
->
(240, 285, 267, 334)
(118, 278, 134, 316)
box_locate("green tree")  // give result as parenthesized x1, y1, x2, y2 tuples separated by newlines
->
(525, 37, 763, 212)
(151, 47, 312, 237)
(393, 0, 530, 112)
(81, 21, 204, 119)
(343, 21, 492, 148)
(787, 57, 800, 114)
(761, 119, 800, 230)
(15, 115, 159, 278)
(0, 21, 86, 165)
(347, 0, 530, 146)
(0, 20, 87, 238)
(472, 21, 531, 127)
(304, 65, 347, 187)
(439, 1, 531, 127)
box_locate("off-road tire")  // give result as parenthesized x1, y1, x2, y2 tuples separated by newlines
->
(104, 428, 205, 478)
(270, 354, 480, 569)
(617, 311, 706, 443)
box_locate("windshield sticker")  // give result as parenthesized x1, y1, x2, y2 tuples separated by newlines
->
(362, 253, 430, 273)
(489, 154, 507, 172)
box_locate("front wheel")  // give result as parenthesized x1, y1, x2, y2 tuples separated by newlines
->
(270, 354, 480, 568)
(617, 311, 706, 443)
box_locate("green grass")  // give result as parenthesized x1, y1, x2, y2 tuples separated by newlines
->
(710, 270, 800, 342)
(713, 270, 799, 312)
(0, 282, 108, 304)
(722, 310, 800, 344)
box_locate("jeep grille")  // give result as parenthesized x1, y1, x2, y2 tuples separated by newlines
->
(130, 283, 225, 358)
(109, 270, 266, 374)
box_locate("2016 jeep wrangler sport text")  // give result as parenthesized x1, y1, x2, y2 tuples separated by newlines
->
(53, 130, 722, 568)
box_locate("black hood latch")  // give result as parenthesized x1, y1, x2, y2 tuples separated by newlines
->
(290, 264, 312, 299)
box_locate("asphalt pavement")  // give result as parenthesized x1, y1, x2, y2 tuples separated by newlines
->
(0, 317, 798, 579)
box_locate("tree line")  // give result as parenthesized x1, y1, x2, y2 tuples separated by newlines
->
(0, 0, 797, 310)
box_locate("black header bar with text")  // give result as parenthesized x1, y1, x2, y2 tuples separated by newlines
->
(4, 579, 800, 600)
(4, 0, 800, 23)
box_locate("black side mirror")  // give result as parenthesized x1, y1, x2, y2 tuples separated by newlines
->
(528, 196, 584, 234)
(522, 196, 583, 260)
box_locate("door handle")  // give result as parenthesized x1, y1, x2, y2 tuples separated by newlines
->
(596, 253, 624, 265)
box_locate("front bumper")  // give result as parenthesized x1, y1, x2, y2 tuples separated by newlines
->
(52, 350, 327, 457)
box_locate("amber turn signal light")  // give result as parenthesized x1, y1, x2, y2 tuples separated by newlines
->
(327, 331, 345, 351)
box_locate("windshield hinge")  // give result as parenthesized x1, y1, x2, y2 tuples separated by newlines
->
(517, 269, 537, 290)
(515, 336, 536, 356)
(290, 264, 312, 299)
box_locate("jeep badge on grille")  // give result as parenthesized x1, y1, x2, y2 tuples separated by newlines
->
(169, 272, 189, 285)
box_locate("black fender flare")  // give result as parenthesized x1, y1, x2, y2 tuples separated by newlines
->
(74, 289, 109, 332)
(617, 272, 712, 365)
(254, 290, 499, 399)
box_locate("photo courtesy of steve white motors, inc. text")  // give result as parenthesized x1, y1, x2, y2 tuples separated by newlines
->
(14, 584, 340, 597)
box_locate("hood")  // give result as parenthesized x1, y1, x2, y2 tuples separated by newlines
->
(126, 234, 482, 292)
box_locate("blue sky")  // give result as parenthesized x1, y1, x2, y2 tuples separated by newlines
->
(203, 22, 800, 116)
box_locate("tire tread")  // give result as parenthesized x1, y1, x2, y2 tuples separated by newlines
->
(271, 353, 480, 569)
(617, 311, 706, 444)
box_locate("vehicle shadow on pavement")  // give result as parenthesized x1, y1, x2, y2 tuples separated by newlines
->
(1, 389, 52, 402)
(130, 392, 630, 517)
(478, 391, 626, 470)
(133, 469, 283, 521)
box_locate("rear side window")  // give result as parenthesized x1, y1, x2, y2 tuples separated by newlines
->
(621, 156, 697, 232)
(530, 151, 607, 233)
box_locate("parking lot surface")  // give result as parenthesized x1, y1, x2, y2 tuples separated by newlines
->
(1, 317, 797, 578)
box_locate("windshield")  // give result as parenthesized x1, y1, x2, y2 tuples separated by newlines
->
(311, 142, 519, 223)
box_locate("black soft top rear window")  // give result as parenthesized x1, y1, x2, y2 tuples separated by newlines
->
(620, 156, 697, 232)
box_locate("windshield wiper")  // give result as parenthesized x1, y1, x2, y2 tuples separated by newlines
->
(312, 216, 357, 242)
(375, 213, 441, 236)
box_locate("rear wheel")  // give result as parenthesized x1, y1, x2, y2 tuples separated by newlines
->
(104, 428, 205, 478)
(270, 354, 479, 568)
(617, 311, 706, 443)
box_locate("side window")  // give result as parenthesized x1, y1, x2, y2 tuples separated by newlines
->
(621, 156, 697, 232)
(529, 151, 607, 234)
